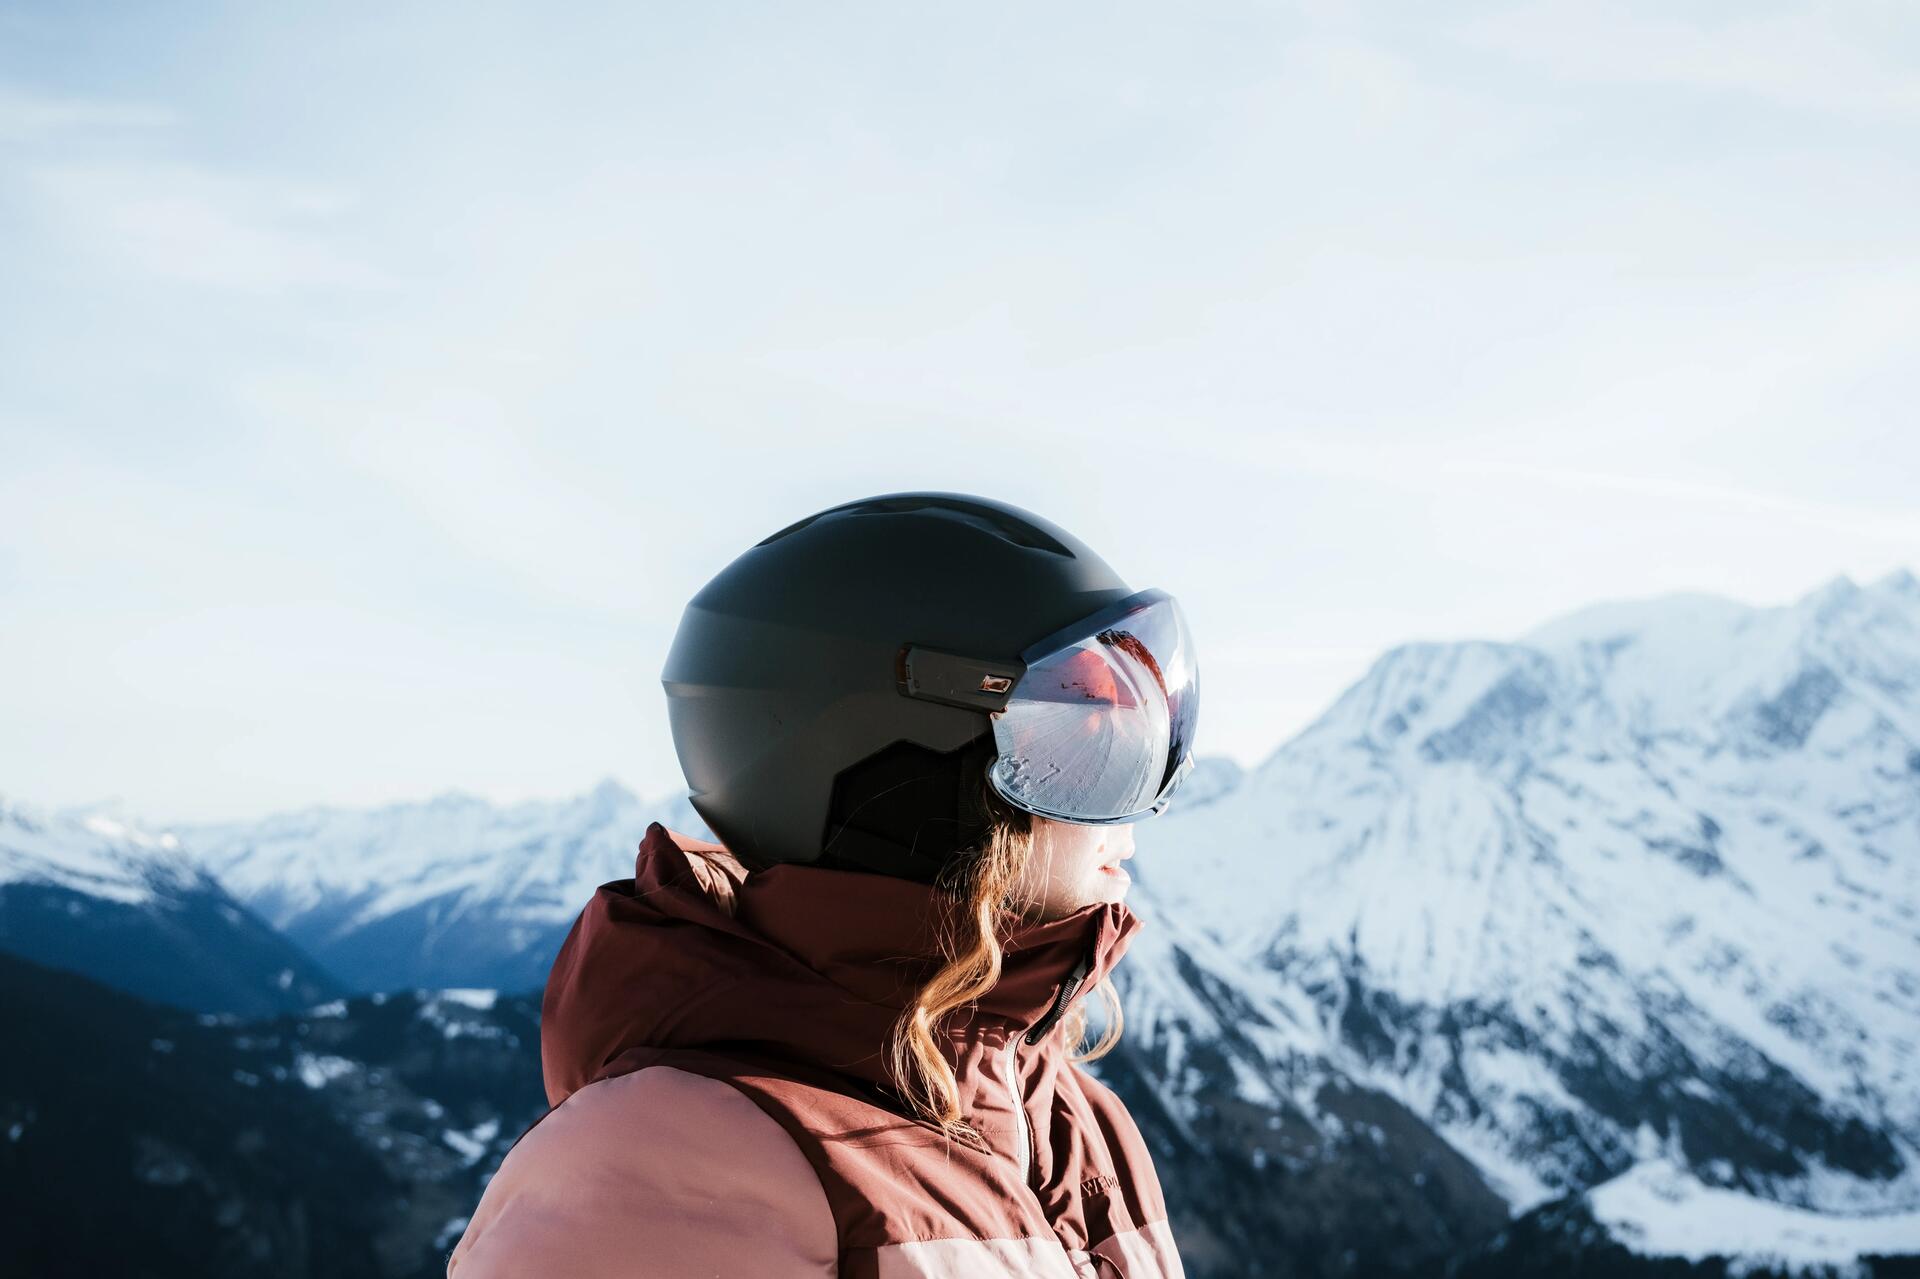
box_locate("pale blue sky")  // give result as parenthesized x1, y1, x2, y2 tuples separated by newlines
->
(3, 2, 1916, 821)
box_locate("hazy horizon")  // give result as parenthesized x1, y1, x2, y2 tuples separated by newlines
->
(19, 563, 1913, 827)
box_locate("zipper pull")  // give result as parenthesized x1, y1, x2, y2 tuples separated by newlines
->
(1023, 944, 1095, 1045)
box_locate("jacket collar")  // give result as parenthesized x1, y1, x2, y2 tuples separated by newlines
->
(734, 836, 1140, 1035)
(541, 822, 1141, 1109)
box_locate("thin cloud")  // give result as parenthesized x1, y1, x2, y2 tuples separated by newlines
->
(1445, 459, 1920, 546)
(26, 161, 390, 292)
(0, 82, 177, 140)
(1464, 4, 1920, 123)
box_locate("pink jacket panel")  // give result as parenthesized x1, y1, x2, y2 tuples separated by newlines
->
(446, 1065, 837, 1278)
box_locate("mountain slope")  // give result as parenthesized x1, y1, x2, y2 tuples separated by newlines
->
(0, 798, 341, 1015)
(179, 781, 711, 992)
(0, 947, 548, 1279)
(1124, 567, 1920, 1259)
(0, 950, 393, 1277)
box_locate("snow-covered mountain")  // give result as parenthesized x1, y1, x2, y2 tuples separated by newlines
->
(178, 781, 711, 991)
(0, 797, 340, 1015)
(20, 565, 1916, 1270)
(1117, 566, 1920, 1266)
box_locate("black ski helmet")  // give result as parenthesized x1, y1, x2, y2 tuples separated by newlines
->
(661, 491, 1139, 882)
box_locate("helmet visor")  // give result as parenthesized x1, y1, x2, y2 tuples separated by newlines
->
(987, 588, 1199, 824)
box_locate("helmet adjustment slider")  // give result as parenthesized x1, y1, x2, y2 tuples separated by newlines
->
(896, 645, 1025, 714)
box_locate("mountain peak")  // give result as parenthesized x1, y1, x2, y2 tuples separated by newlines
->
(1518, 589, 1752, 655)
(1872, 565, 1918, 601)
(587, 776, 635, 803)
(1, 794, 200, 900)
(1797, 572, 1862, 621)
(576, 776, 639, 822)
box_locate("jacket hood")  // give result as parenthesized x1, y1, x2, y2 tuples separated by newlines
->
(542, 822, 1141, 1109)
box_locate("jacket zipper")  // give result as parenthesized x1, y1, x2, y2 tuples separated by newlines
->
(1024, 945, 1094, 1045)
(1004, 943, 1097, 1186)
(1002, 1034, 1031, 1185)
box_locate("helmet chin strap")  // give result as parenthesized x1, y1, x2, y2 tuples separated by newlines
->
(815, 735, 1000, 884)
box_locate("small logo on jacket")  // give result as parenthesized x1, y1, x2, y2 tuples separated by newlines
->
(1080, 1173, 1120, 1200)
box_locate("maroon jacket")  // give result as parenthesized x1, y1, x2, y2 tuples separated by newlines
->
(448, 822, 1185, 1278)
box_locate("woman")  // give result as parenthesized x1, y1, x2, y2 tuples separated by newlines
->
(448, 492, 1198, 1278)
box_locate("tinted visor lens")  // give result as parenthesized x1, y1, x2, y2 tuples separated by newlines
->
(987, 590, 1199, 823)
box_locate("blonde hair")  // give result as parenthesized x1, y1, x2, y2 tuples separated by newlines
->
(883, 778, 1124, 1142)
(683, 777, 1125, 1143)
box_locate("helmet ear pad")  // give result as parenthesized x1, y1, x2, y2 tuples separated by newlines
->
(817, 734, 1005, 883)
